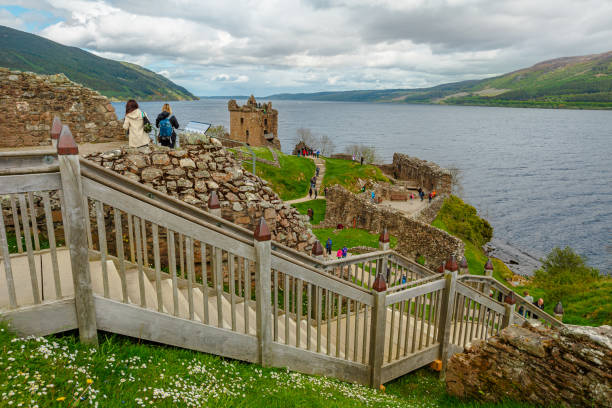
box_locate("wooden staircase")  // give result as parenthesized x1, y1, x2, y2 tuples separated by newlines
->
(0, 124, 564, 388)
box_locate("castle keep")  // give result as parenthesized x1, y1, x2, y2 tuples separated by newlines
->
(228, 95, 280, 149)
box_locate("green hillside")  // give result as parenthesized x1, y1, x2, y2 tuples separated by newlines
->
(0, 25, 197, 101)
(267, 51, 612, 109)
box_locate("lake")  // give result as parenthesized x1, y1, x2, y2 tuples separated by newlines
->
(112, 99, 612, 274)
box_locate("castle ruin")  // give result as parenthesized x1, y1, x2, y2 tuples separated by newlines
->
(228, 95, 280, 149)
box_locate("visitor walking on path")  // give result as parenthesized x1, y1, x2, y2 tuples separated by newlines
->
(336, 249, 343, 259)
(314, 189, 318, 199)
(309, 187, 312, 199)
(155, 103, 179, 148)
(342, 246, 348, 258)
(326, 238, 333, 255)
(123, 99, 151, 148)
(371, 191, 375, 203)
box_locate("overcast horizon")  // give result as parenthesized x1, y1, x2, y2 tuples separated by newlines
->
(1, 0, 612, 96)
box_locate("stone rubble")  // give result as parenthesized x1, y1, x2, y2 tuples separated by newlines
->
(85, 139, 316, 251)
(446, 322, 612, 407)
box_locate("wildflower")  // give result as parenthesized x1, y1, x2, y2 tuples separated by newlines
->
(56, 396, 66, 401)
(87, 379, 94, 385)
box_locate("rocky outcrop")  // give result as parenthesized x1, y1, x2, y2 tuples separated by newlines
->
(85, 139, 316, 251)
(322, 185, 463, 267)
(446, 322, 612, 407)
(0, 69, 123, 147)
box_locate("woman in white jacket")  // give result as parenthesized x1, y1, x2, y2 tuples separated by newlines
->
(122, 99, 151, 148)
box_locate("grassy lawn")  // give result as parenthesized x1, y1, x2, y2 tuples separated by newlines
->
(0, 324, 531, 408)
(243, 151, 315, 201)
(291, 199, 326, 225)
(230, 146, 275, 161)
(312, 228, 398, 251)
(322, 158, 389, 193)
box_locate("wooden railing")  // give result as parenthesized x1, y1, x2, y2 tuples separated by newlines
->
(458, 275, 563, 329)
(0, 120, 552, 388)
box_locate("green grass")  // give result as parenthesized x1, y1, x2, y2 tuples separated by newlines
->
(291, 199, 327, 225)
(322, 158, 389, 193)
(312, 228, 398, 251)
(0, 324, 532, 407)
(243, 151, 315, 201)
(5, 231, 56, 254)
(230, 146, 275, 162)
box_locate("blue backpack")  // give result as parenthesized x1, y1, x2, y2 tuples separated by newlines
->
(159, 117, 173, 140)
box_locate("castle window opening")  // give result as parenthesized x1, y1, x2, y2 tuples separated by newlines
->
(240, 117, 244, 125)
(264, 118, 268, 126)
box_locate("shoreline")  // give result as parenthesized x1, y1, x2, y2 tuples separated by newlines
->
(485, 237, 543, 277)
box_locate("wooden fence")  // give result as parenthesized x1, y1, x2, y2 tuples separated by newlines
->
(0, 120, 564, 388)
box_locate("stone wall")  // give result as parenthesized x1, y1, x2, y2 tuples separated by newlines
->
(228, 95, 280, 149)
(322, 186, 463, 267)
(380, 153, 452, 194)
(0, 69, 123, 147)
(85, 139, 315, 251)
(446, 322, 612, 407)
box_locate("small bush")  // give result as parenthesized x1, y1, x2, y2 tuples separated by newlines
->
(532, 247, 600, 304)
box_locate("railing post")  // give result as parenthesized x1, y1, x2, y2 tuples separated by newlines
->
(207, 191, 221, 217)
(57, 125, 98, 346)
(502, 304, 516, 329)
(369, 272, 387, 388)
(50, 116, 62, 149)
(482, 259, 494, 296)
(378, 229, 390, 282)
(254, 217, 272, 366)
(437, 269, 457, 380)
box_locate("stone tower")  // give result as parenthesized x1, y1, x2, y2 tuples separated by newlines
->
(228, 95, 280, 149)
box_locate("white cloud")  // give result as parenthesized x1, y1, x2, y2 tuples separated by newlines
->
(9, 0, 612, 95)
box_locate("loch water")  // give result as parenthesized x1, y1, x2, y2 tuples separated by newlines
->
(113, 99, 612, 274)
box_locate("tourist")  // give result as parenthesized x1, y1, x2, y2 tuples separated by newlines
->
(316, 167, 320, 177)
(314, 189, 318, 199)
(155, 103, 179, 148)
(521, 290, 534, 317)
(316, 150, 320, 158)
(432, 189, 437, 198)
(324, 186, 328, 196)
(401, 275, 407, 284)
(428, 192, 432, 203)
(360, 157, 364, 165)
(532, 298, 544, 319)
(352, 154, 355, 161)
(342, 246, 348, 258)
(297, 150, 301, 157)
(309, 187, 312, 198)
(326, 238, 332, 255)
(371, 191, 375, 203)
(122, 99, 151, 148)
(336, 248, 343, 259)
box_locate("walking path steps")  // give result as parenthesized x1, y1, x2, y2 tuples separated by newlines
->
(286, 156, 326, 204)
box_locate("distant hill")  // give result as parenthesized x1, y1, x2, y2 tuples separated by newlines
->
(0, 25, 197, 101)
(267, 51, 612, 109)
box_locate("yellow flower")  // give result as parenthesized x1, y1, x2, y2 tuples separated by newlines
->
(86, 379, 93, 385)
(56, 396, 66, 401)
(379, 384, 386, 392)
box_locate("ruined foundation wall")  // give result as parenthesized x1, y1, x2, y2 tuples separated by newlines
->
(322, 186, 463, 267)
(383, 153, 452, 194)
(0, 69, 123, 147)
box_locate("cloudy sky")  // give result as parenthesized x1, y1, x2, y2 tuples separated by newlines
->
(1, 0, 612, 96)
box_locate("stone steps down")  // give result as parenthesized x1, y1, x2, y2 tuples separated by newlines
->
(1, 250, 485, 362)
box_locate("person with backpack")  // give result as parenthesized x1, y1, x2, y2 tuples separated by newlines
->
(156, 103, 180, 148)
(325, 238, 332, 256)
(122, 99, 151, 148)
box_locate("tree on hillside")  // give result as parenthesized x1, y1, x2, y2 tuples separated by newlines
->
(295, 128, 317, 148)
(319, 134, 335, 156)
(344, 144, 379, 164)
(533, 247, 600, 304)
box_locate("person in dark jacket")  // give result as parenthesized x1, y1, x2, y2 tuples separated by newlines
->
(155, 103, 180, 148)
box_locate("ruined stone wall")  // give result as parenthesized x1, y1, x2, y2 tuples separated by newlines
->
(322, 186, 463, 267)
(228, 96, 280, 149)
(0, 69, 123, 147)
(382, 153, 452, 194)
(446, 322, 612, 408)
(85, 140, 315, 251)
